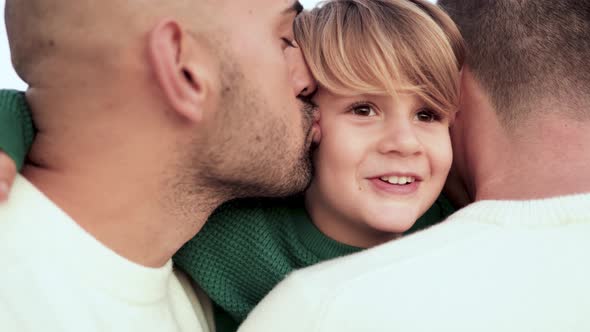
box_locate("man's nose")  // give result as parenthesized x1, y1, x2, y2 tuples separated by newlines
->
(288, 47, 317, 98)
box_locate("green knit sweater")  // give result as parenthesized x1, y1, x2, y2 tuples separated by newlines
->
(0, 89, 456, 331)
(0, 90, 35, 170)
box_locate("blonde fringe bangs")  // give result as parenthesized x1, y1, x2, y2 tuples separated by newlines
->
(295, 0, 465, 116)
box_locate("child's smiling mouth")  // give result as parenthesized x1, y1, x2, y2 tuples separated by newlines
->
(366, 173, 423, 195)
(379, 175, 416, 185)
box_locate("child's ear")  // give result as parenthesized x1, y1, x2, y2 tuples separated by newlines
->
(148, 19, 217, 124)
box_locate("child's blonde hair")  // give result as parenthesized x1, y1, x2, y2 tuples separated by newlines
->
(294, 0, 465, 116)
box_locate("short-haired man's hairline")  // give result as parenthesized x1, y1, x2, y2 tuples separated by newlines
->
(439, 0, 590, 126)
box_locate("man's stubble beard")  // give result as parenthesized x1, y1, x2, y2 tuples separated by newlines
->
(192, 54, 315, 200)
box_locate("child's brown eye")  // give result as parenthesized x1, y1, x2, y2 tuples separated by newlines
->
(351, 105, 377, 117)
(416, 109, 441, 122)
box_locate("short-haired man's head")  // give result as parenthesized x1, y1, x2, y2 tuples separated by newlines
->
(439, 0, 590, 126)
(294, 0, 465, 117)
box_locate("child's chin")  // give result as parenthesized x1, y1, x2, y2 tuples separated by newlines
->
(365, 214, 416, 235)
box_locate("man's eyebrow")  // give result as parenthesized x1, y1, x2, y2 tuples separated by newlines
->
(282, 1, 304, 16)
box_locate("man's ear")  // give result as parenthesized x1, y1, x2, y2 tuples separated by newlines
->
(148, 19, 215, 123)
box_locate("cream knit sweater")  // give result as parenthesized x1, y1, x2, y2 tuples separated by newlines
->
(0, 175, 210, 332)
(240, 193, 590, 332)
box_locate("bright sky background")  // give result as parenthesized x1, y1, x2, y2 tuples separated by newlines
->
(0, 0, 433, 90)
(0, 0, 25, 90)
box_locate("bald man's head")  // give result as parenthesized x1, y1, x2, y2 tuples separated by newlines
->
(5, 0, 218, 85)
(5, 0, 320, 218)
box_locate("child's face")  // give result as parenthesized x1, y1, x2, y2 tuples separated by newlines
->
(305, 88, 453, 247)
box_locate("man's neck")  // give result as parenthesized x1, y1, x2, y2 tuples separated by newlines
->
(21, 85, 232, 267)
(473, 118, 590, 201)
(22, 135, 224, 268)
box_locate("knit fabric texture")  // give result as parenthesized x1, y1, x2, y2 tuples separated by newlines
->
(174, 197, 361, 325)
(0, 90, 34, 170)
(238, 193, 590, 332)
(173, 195, 455, 331)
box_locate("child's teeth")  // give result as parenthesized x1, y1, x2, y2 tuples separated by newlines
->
(380, 176, 416, 185)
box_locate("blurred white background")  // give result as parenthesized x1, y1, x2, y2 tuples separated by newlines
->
(0, 0, 433, 90)
(0, 0, 26, 89)
(301, 0, 323, 8)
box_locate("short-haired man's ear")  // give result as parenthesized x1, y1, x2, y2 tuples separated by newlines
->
(148, 19, 215, 123)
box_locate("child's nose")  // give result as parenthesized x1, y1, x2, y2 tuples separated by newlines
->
(378, 120, 423, 157)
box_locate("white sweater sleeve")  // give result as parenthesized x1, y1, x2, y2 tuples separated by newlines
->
(238, 272, 323, 332)
(0, 295, 29, 332)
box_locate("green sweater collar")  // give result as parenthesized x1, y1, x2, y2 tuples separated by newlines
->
(289, 202, 361, 261)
